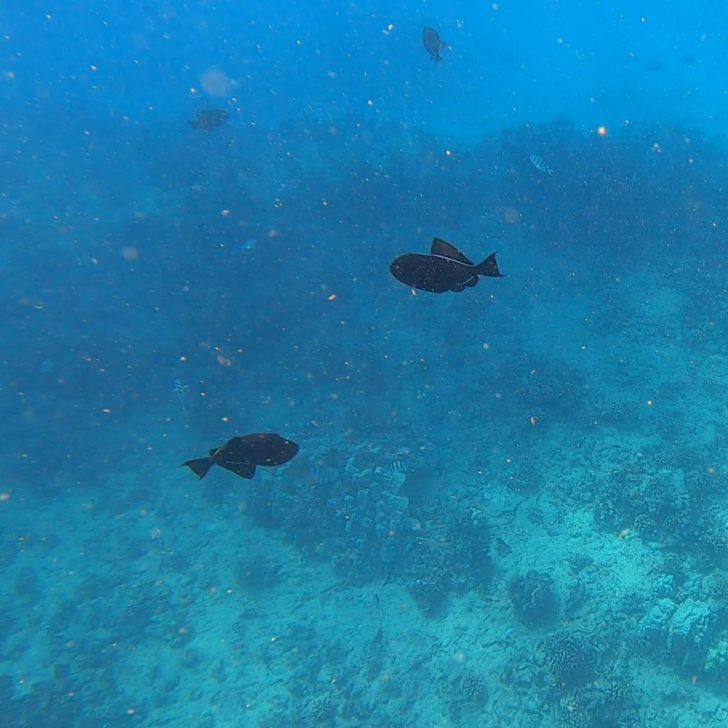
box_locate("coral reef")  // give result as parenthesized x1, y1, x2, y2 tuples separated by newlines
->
(514, 358, 587, 420)
(309, 695, 336, 725)
(542, 632, 599, 687)
(638, 597, 715, 669)
(557, 677, 637, 728)
(508, 570, 561, 629)
(234, 553, 282, 592)
(244, 442, 491, 612)
(594, 459, 693, 542)
(459, 672, 487, 702)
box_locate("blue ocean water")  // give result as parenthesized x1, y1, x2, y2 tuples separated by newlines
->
(4, 0, 728, 725)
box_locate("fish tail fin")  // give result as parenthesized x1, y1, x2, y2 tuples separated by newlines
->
(476, 252, 503, 278)
(182, 457, 214, 479)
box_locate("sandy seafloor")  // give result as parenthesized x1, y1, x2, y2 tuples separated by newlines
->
(6, 244, 728, 727)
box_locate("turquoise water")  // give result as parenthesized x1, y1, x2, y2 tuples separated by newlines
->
(4, 1, 728, 726)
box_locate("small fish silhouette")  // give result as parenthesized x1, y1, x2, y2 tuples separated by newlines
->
(190, 109, 229, 130)
(387, 460, 410, 474)
(37, 359, 55, 374)
(171, 378, 189, 396)
(375, 460, 411, 476)
(171, 378, 190, 418)
(529, 154, 554, 175)
(422, 27, 447, 62)
(236, 238, 257, 252)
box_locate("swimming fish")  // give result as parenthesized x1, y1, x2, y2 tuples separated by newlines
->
(236, 238, 257, 252)
(190, 109, 230, 130)
(386, 460, 410, 474)
(389, 237, 503, 294)
(183, 433, 299, 479)
(422, 27, 447, 62)
(529, 154, 554, 175)
(37, 358, 55, 374)
(375, 460, 410, 475)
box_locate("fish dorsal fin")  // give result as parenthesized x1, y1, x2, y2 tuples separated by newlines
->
(430, 237, 474, 266)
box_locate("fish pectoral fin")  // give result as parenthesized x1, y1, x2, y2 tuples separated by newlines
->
(452, 274, 478, 292)
(218, 459, 256, 479)
(183, 458, 213, 479)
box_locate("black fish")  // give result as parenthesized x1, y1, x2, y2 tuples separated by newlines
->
(422, 26, 447, 62)
(390, 237, 503, 294)
(190, 109, 230, 130)
(183, 433, 299, 480)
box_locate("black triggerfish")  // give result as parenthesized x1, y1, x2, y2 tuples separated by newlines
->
(390, 237, 503, 294)
(422, 27, 447, 62)
(183, 433, 299, 480)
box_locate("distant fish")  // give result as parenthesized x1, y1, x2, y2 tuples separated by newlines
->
(493, 536, 511, 556)
(171, 378, 189, 396)
(386, 460, 410, 474)
(390, 237, 503, 294)
(643, 59, 664, 72)
(141, 2, 160, 20)
(529, 154, 554, 175)
(37, 359, 55, 374)
(183, 433, 299, 480)
(171, 378, 190, 417)
(236, 238, 257, 252)
(375, 460, 411, 476)
(422, 26, 447, 62)
(190, 109, 230, 130)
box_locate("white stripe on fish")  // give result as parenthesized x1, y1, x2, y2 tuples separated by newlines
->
(529, 154, 554, 175)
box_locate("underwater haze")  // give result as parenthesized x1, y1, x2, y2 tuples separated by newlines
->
(6, 1, 728, 726)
